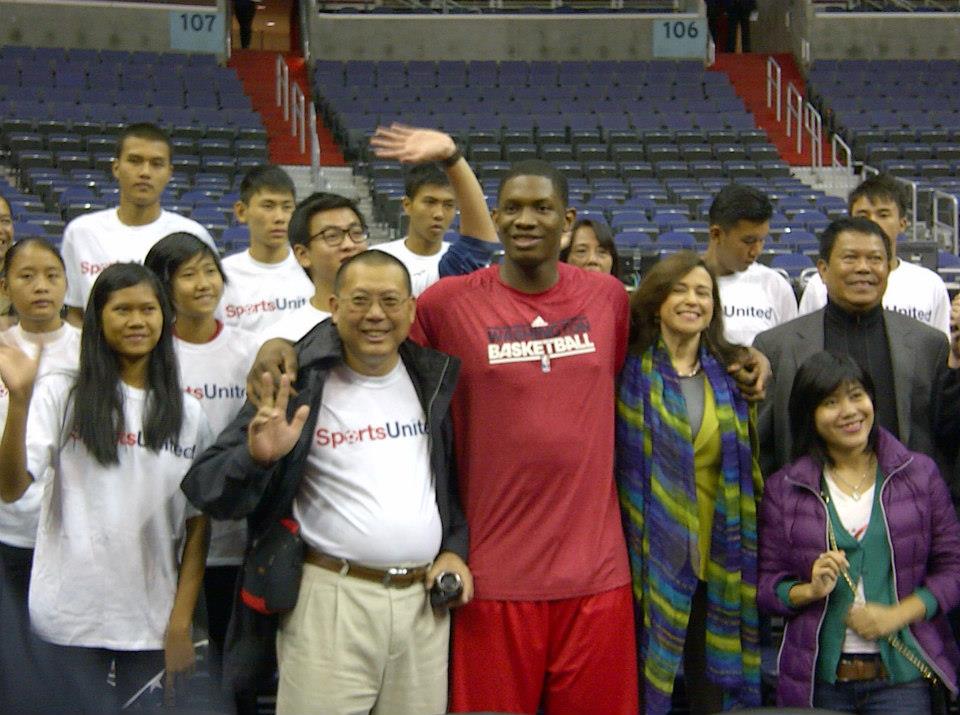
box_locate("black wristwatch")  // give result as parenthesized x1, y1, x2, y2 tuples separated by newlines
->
(442, 146, 463, 168)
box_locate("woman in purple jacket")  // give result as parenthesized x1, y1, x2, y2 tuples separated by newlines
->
(758, 350, 960, 712)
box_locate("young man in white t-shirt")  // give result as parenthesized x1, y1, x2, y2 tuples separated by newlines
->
(62, 123, 214, 325)
(374, 164, 457, 296)
(703, 183, 798, 346)
(219, 166, 314, 333)
(799, 173, 951, 336)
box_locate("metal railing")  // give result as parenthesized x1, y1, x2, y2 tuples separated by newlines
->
(275, 53, 323, 189)
(932, 190, 960, 254)
(831, 134, 853, 171)
(803, 102, 823, 169)
(766, 55, 781, 122)
(786, 82, 803, 153)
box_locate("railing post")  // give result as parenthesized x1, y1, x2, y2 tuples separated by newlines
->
(831, 134, 853, 172)
(804, 103, 822, 169)
(931, 190, 958, 254)
(282, 61, 290, 121)
(275, 54, 283, 109)
(309, 103, 321, 190)
(786, 83, 803, 153)
(766, 56, 781, 123)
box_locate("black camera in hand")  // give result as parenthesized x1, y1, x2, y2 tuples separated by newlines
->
(429, 571, 463, 609)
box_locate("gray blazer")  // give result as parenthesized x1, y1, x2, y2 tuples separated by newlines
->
(753, 308, 953, 476)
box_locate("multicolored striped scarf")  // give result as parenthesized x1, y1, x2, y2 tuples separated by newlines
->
(616, 337, 762, 714)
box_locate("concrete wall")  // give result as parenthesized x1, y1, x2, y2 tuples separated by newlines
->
(306, 12, 703, 61)
(807, 11, 960, 61)
(0, 0, 227, 56)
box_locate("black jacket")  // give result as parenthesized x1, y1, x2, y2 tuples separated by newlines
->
(181, 319, 466, 699)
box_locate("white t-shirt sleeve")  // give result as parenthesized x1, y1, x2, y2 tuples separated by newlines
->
(798, 272, 827, 316)
(61, 223, 85, 309)
(25, 374, 70, 484)
(931, 280, 951, 337)
(775, 274, 799, 324)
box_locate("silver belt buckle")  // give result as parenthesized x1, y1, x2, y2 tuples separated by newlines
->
(382, 566, 409, 587)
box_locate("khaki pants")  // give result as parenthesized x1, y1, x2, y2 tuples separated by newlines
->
(276, 562, 449, 715)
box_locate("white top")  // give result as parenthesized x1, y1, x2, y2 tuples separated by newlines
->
(799, 259, 951, 336)
(0, 323, 81, 548)
(294, 362, 441, 567)
(26, 373, 213, 650)
(824, 473, 879, 654)
(258, 302, 331, 344)
(62, 208, 215, 310)
(717, 262, 799, 347)
(218, 250, 315, 334)
(174, 324, 259, 566)
(372, 239, 452, 297)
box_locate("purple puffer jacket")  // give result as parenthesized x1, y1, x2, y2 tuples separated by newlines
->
(758, 428, 960, 707)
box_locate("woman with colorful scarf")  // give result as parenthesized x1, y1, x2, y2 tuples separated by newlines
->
(617, 250, 763, 714)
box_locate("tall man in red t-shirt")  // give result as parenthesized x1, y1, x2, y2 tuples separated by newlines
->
(403, 156, 638, 714)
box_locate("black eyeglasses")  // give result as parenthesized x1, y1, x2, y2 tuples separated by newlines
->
(310, 225, 369, 247)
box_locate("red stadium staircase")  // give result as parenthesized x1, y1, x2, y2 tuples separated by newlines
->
(229, 50, 345, 166)
(711, 52, 831, 167)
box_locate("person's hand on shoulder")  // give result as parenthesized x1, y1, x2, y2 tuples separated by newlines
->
(246, 338, 299, 407)
(727, 346, 771, 402)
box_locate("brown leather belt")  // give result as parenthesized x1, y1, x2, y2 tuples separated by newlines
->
(305, 549, 428, 588)
(836, 655, 887, 682)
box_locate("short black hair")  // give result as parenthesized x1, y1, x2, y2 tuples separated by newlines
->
(238, 165, 296, 204)
(115, 122, 171, 160)
(559, 218, 621, 277)
(848, 173, 908, 219)
(497, 160, 568, 207)
(144, 232, 229, 308)
(788, 351, 879, 467)
(404, 163, 451, 200)
(334, 249, 412, 296)
(818, 216, 891, 263)
(288, 192, 366, 248)
(708, 183, 774, 230)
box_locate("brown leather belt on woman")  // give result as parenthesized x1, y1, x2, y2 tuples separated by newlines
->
(836, 654, 887, 682)
(305, 549, 429, 588)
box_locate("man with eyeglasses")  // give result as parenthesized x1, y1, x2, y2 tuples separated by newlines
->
(183, 248, 471, 715)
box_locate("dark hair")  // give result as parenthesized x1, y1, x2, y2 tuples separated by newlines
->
(2, 237, 65, 278)
(559, 218, 620, 277)
(497, 159, 569, 207)
(72, 263, 182, 466)
(788, 351, 879, 466)
(114, 122, 172, 160)
(818, 216, 891, 263)
(238, 165, 296, 204)
(708, 183, 774, 230)
(629, 250, 744, 366)
(848, 173, 908, 219)
(288, 192, 366, 248)
(404, 163, 451, 200)
(144, 233, 228, 308)
(334, 249, 412, 296)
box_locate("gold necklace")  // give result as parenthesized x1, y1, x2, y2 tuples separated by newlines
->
(675, 360, 701, 378)
(827, 460, 873, 501)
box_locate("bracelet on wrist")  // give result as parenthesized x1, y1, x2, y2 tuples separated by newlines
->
(442, 146, 462, 168)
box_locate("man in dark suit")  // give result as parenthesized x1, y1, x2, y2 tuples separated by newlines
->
(754, 216, 959, 476)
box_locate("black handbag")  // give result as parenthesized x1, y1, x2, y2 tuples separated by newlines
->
(239, 517, 304, 615)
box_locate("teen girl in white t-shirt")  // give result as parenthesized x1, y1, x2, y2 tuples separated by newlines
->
(0, 262, 212, 712)
(0, 237, 80, 710)
(145, 232, 259, 693)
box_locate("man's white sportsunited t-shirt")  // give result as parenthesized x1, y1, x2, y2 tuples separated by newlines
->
(0, 323, 81, 548)
(62, 208, 215, 310)
(175, 323, 259, 566)
(26, 373, 213, 650)
(373, 239, 451, 297)
(294, 361, 441, 567)
(799, 259, 951, 336)
(258, 302, 331, 344)
(218, 250, 315, 334)
(717, 262, 799, 346)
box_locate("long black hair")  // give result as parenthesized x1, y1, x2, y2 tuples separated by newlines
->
(144, 232, 228, 309)
(788, 350, 879, 466)
(72, 262, 183, 465)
